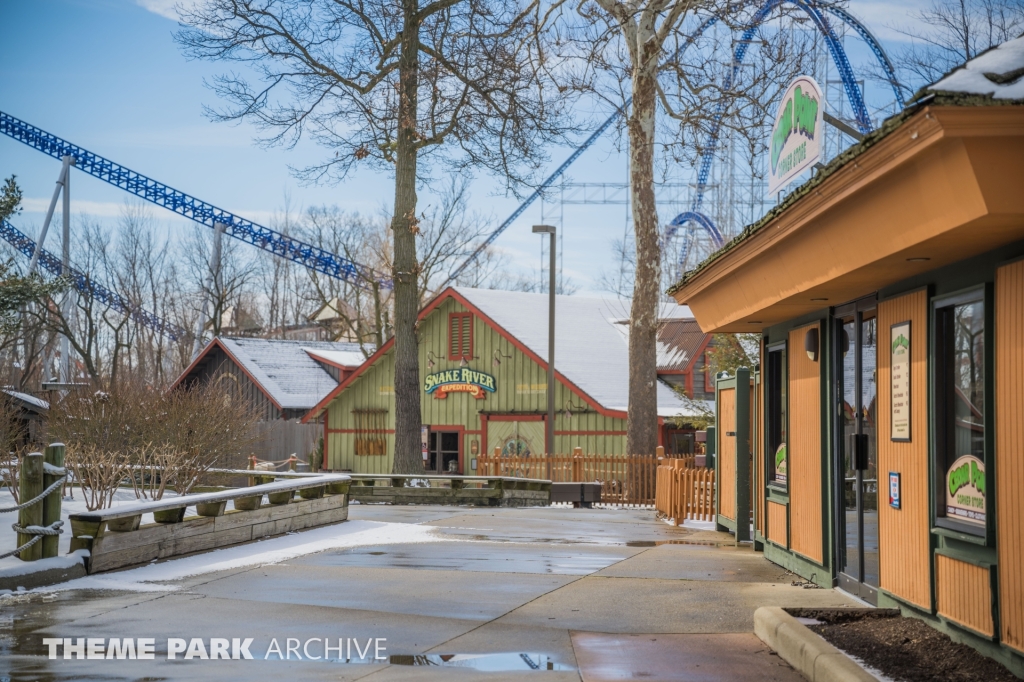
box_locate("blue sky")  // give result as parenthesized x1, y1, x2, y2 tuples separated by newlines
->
(0, 0, 929, 296)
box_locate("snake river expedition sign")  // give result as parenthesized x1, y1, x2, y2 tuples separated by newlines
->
(423, 368, 496, 400)
(768, 76, 824, 196)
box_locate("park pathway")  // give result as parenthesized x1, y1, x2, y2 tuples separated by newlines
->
(1, 505, 858, 680)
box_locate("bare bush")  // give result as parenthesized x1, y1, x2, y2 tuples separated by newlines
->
(50, 378, 261, 505)
(65, 444, 129, 511)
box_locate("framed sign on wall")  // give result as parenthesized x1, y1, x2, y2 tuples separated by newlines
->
(890, 321, 911, 442)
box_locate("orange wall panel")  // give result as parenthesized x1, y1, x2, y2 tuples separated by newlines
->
(788, 325, 823, 564)
(767, 501, 788, 547)
(996, 260, 1024, 652)
(936, 555, 994, 637)
(877, 290, 932, 610)
(718, 387, 736, 522)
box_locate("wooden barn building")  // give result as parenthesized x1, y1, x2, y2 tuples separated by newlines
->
(669, 38, 1024, 674)
(303, 287, 712, 474)
(173, 337, 367, 463)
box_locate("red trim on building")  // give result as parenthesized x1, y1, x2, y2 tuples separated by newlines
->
(303, 287, 627, 422)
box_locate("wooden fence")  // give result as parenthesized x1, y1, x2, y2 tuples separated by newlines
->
(655, 458, 716, 524)
(475, 447, 658, 507)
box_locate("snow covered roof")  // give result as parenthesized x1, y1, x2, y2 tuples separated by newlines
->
(2, 388, 49, 412)
(303, 346, 369, 368)
(452, 288, 707, 418)
(186, 338, 366, 411)
(929, 35, 1024, 100)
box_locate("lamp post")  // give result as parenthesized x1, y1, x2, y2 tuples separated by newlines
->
(532, 225, 556, 457)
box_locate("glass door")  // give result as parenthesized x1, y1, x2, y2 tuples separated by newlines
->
(836, 307, 879, 603)
(427, 431, 460, 474)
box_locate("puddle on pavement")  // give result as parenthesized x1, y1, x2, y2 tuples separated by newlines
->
(624, 539, 719, 547)
(390, 653, 572, 671)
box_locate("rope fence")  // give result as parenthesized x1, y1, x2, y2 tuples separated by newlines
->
(1, 445, 67, 561)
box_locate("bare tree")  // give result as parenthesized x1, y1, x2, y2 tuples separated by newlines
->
(548, 1, 814, 455)
(176, 0, 576, 473)
(883, 0, 1024, 97)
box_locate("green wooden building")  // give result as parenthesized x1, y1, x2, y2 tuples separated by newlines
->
(303, 287, 710, 473)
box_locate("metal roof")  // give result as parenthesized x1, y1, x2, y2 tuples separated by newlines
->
(453, 288, 709, 418)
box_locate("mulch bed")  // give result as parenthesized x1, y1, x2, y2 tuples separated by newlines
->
(787, 608, 1019, 682)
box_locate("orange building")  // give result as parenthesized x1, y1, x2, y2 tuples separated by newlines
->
(669, 38, 1024, 674)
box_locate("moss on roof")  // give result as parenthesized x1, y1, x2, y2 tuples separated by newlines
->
(666, 90, 1024, 297)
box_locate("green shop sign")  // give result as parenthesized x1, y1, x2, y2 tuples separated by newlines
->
(946, 454, 986, 527)
(424, 368, 496, 400)
(768, 76, 823, 196)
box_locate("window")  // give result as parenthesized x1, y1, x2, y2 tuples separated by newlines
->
(766, 342, 788, 487)
(352, 409, 388, 456)
(448, 312, 473, 360)
(935, 292, 987, 534)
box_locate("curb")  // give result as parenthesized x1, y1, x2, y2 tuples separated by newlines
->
(0, 550, 89, 593)
(754, 606, 877, 682)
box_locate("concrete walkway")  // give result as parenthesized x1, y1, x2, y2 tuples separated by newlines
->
(0, 506, 859, 681)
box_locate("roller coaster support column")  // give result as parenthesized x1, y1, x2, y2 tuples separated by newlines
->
(29, 155, 74, 274)
(191, 221, 226, 359)
(60, 155, 72, 384)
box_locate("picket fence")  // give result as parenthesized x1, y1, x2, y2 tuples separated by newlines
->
(475, 447, 658, 507)
(654, 458, 716, 523)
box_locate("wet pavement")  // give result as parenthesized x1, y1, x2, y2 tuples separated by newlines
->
(0, 505, 859, 680)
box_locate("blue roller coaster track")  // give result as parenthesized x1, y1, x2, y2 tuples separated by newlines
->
(1, 218, 189, 341)
(0, 111, 389, 290)
(446, 2, 902, 282)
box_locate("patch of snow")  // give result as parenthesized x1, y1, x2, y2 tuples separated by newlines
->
(0, 549, 88, 578)
(681, 519, 718, 531)
(930, 36, 1024, 100)
(35, 520, 444, 593)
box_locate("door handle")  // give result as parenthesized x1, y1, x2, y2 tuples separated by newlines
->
(846, 433, 869, 470)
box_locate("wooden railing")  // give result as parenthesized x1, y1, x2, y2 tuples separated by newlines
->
(655, 458, 715, 524)
(475, 448, 658, 507)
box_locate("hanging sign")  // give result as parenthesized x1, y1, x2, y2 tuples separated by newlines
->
(768, 76, 824, 196)
(890, 321, 911, 441)
(424, 368, 496, 400)
(946, 454, 986, 527)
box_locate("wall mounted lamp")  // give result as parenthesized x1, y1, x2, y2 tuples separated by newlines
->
(426, 350, 439, 369)
(493, 349, 513, 367)
(805, 326, 819, 362)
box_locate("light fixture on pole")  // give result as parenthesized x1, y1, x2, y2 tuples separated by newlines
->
(532, 224, 556, 457)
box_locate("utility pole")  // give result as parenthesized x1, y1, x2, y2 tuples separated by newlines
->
(532, 225, 556, 457)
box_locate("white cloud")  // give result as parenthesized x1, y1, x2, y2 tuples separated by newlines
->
(21, 197, 303, 230)
(135, 0, 198, 22)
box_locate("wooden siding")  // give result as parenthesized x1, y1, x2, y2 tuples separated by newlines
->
(718, 387, 736, 521)
(996, 259, 1024, 652)
(188, 347, 281, 421)
(756, 360, 765, 537)
(788, 325, 823, 564)
(324, 297, 629, 473)
(936, 554, 994, 637)
(877, 290, 931, 610)
(767, 501, 788, 547)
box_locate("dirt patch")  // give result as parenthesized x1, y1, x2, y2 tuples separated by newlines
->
(788, 608, 1019, 682)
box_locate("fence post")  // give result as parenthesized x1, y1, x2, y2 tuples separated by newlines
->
(493, 447, 501, 476)
(42, 443, 65, 559)
(17, 452, 44, 561)
(735, 367, 751, 545)
(572, 447, 582, 482)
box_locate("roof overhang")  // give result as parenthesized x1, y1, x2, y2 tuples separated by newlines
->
(670, 106, 1024, 332)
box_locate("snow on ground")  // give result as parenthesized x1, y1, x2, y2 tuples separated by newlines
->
(0, 488, 187, 559)
(39, 520, 443, 594)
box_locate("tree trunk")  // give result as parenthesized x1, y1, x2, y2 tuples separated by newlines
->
(626, 46, 661, 457)
(391, 0, 424, 474)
